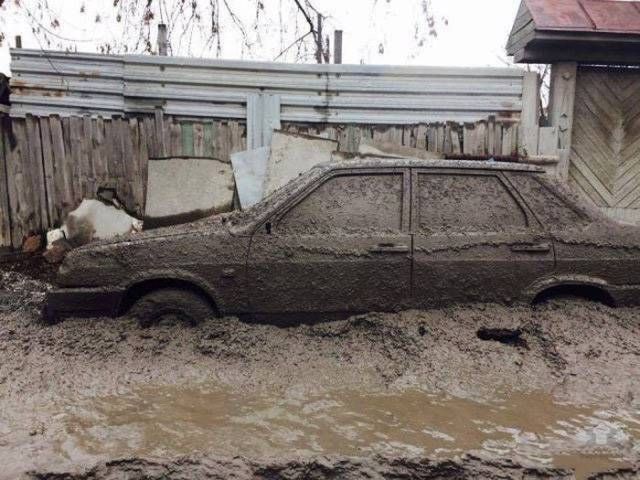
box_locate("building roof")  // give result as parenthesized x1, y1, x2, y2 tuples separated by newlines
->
(527, 0, 640, 34)
(507, 0, 640, 64)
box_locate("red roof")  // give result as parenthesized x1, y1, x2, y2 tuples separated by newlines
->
(526, 0, 640, 34)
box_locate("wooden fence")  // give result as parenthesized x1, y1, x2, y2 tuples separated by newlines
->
(0, 113, 519, 249)
(284, 117, 519, 157)
(0, 112, 245, 248)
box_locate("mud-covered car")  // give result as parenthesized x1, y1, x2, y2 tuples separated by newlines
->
(44, 157, 640, 325)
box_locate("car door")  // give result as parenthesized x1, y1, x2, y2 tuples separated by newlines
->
(411, 169, 555, 307)
(247, 168, 412, 315)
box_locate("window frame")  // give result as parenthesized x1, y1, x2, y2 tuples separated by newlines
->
(252, 167, 411, 236)
(410, 168, 540, 235)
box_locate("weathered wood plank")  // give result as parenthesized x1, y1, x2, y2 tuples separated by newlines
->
(24, 115, 48, 230)
(39, 118, 57, 227)
(68, 116, 84, 207)
(204, 122, 214, 158)
(81, 115, 95, 198)
(449, 123, 462, 154)
(181, 122, 195, 157)
(137, 118, 150, 211)
(49, 116, 73, 219)
(93, 117, 108, 185)
(128, 118, 144, 214)
(193, 122, 205, 157)
(121, 118, 136, 211)
(169, 118, 181, 157)
(549, 62, 578, 181)
(7, 119, 32, 246)
(108, 117, 126, 201)
(154, 108, 166, 158)
(537, 126, 559, 156)
(415, 125, 428, 150)
(0, 115, 12, 246)
(520, 71, 541, 157)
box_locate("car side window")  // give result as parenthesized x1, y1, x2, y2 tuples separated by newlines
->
(417, 173, 527, 234)
(276, 173, 404, 234)
(507, 173, 589, 227)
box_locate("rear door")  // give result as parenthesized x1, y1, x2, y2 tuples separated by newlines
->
(411, 169, 555, 307)
(248, 168, 412, 315)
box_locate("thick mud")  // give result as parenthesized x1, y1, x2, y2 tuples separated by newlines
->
(2, 261, 640, 479)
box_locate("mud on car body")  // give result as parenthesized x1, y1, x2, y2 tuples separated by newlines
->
(43, 157, 640, 325)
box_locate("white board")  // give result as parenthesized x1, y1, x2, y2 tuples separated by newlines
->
(230, 147, 270, 209)
(145, 157, 234, 224)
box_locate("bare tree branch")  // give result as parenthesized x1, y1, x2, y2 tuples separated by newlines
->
(0, 0, 443, 64)
(273, 30, 311, 61)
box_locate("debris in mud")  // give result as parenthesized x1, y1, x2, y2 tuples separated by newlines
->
(22, 454, 621, 480)
(22, 234, 43, 253)
(62, 198, 143, 246)
(42, 239, 72, 265)
(477, 327, 528, 348)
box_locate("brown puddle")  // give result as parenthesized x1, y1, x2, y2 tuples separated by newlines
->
(4, 386, 640, 479)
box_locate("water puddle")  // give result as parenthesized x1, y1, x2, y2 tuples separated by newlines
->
(4, 386, 640, 478)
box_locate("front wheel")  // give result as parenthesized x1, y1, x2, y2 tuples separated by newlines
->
(128, 288, 215, 327)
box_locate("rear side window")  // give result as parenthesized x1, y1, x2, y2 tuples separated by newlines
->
(417, 173, 527, 233)
(278, 173, 404, 234)
(508, 173, 589, 227)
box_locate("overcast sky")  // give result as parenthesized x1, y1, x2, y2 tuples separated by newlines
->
(0, 0, 522, 75)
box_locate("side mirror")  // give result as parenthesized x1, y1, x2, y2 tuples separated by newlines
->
(265, 222, 272, 235)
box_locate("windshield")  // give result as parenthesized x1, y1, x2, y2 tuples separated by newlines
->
(227, 165, 329, 231)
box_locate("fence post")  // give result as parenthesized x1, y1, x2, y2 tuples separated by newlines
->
(548, 62, 577, 181)
(157, 24, 168, 56)
(519, 71, 540, 157)
(334, 30, 343, 64)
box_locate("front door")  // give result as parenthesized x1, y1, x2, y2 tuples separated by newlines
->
(248, 169, 412, 315)
(411, 169, 555, 307)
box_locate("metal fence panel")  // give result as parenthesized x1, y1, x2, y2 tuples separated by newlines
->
(9, 49, 525, 124)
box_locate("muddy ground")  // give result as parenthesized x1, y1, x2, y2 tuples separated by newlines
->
(1, 257, 640, 479)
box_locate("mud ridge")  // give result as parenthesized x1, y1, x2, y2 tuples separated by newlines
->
(26, 454, 640, 480)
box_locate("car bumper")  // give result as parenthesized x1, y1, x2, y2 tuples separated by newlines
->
(43, 287, 125, 323)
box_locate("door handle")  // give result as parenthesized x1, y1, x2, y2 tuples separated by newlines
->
(369, 244, 410, 254)
(511, 242, 551, 253)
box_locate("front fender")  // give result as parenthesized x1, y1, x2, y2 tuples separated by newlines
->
(121, 268, 224, 312)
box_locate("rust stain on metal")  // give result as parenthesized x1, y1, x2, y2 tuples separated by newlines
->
(526, 0, 640, 34)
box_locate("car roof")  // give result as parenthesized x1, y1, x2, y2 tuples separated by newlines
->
(321, 154, 545, 173)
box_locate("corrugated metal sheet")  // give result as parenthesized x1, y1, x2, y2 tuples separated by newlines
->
(9, 49, 526, 124)
(525, 0, 640, 34)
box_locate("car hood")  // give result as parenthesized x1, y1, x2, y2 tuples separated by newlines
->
(57, 214, 235, 287)
(76, 213, 233, 249)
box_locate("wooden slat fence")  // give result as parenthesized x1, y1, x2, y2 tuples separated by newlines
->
(0, 112, 246, 248)
(0, 114, 518, 249)
(284, 117, 519, 157)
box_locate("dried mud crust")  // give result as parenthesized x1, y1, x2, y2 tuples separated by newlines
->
(1, 268, 640, 405)
(2, 266, 640, 479)
(24, 454, 640, 480)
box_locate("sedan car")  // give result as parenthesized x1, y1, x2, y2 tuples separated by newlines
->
(43, 157, 640, 325)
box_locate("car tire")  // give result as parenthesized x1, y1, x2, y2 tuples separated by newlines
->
(128, 288, 214, 328)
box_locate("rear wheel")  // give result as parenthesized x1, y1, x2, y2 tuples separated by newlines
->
(128, 288, 214, 327)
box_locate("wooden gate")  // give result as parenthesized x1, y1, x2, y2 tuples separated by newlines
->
(570, 66, 640, 223)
